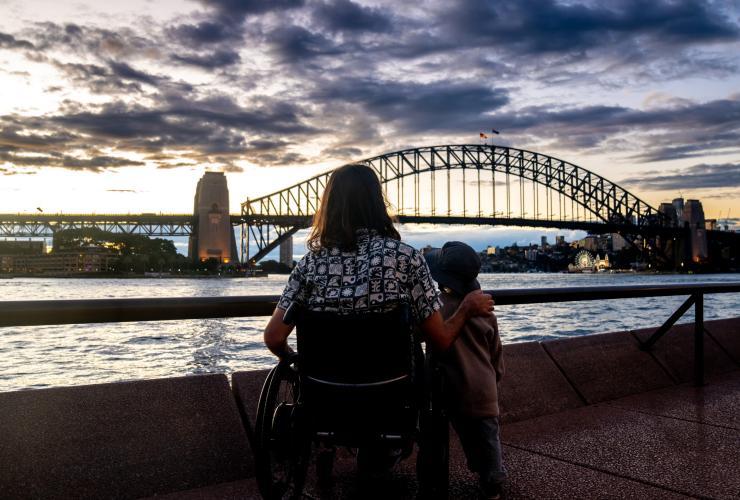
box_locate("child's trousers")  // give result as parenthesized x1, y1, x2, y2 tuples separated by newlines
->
(450, 414, 507, 491)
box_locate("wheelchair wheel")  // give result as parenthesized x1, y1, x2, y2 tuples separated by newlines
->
(417, 408, 449, 499)
(254, 357, 311, 500)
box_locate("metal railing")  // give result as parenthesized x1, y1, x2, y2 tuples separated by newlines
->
(1, 283, 738, 385)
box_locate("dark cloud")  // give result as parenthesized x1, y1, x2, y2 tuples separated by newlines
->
(444, 0, 739, 56)
(168, 20, 242, 45)
(0, 91, 320, 171)
(156, 161, 198, 169)
(194, 0, 305, 17)
(322, 146, 363, 159)
(220, 164, 244, 172)
(108, 61, 161, 86)
(313, 0, 392, 33)
(61, 156, 145, 170)
(0, 32, 35, 50)
(313, 78, 510, 134)
(620, 163, 740, 190)
(171, 49, 240, 68)
(0, 147, 144, 171)
(30, 22, 156, 59)
(476, 97, 740, 162)
(269, 25, 345, 62)
(2, 0, 740, 175)
(248, 139, 291, 150)
(0, 126, 76, 148)
(244, 149, 306, 165)
(50, 60, 144, 94)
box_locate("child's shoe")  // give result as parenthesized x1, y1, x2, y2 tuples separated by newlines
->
(480, 481, 503, 500)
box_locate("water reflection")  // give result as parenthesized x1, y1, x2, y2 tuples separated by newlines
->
(0, 273, 738, 391)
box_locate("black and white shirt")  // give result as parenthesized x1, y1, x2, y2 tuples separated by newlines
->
(277, 229, 442, 324)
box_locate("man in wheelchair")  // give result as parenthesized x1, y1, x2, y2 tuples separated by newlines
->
(257, 164, 494, 499)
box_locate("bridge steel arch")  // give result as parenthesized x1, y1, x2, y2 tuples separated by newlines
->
(241, 144, 668, 264)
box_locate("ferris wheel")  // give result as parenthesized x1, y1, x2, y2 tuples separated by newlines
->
(575, 250, 595, 270)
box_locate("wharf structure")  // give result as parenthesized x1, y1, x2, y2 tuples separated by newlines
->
(0, 284, 738, 499)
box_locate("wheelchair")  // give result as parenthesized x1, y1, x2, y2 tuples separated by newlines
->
(254, 304, 449, 499)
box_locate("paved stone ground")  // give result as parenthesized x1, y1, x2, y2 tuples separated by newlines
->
(217, 369, 738, 499)
(155, 369, 739, 499)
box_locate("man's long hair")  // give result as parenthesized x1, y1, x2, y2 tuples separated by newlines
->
(307, 164, 400, 252)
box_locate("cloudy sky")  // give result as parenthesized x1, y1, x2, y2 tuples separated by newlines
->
(1, 0, 739, 250)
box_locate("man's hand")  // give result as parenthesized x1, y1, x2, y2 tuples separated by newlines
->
(460, 289, 494, 318)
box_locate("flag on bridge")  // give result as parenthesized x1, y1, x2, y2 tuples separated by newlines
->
(479, 132, 488, 139)
(491, 128, 500, 135)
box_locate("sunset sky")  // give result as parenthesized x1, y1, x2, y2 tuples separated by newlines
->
(1, 0, 739, 250)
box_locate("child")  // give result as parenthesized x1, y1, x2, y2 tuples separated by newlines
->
(424, 241, 506, 499)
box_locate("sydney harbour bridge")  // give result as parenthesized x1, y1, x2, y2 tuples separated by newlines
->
(0, 144, 674, 264)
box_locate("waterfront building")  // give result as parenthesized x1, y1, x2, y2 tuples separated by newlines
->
(555, 235, 565, 246)
(0, 240, 45, 255)
(188, 172, 237, 264)
(576, 235, 600, 252)
(594, 253, 610, 270)
(683, 199, 708, 263)
(486, 245, 497, 255)
(540, 236, 548, 248)
(1, 240, 48, 273)
(4, 249, 117, 274)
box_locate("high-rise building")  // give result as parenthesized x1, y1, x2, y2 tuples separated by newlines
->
(659, 202, 678, 226)
(279, 237, 294, 268)
(683, 199, 708, 262)
(610, 233, 629, 252)
(540, 236, 548, 248)
(672, 198, 685, 222)
(188, 172, 236, 263)
(555, 235, 565, 246)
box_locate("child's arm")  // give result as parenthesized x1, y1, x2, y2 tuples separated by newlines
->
(488, 314, 504, 383)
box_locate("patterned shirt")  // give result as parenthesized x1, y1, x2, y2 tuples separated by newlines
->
(277, 229, 442, 324)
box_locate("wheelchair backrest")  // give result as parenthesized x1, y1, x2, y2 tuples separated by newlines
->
(291, 304, 416, 386)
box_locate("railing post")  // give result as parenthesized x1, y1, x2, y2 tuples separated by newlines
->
(694, 292, 704, 386)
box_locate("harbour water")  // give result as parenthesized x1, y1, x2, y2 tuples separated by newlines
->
(1, 273, 738, 392)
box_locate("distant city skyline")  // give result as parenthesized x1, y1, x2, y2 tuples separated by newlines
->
(1, 0, 739, 244)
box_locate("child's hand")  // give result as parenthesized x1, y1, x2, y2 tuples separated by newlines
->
(461, 289, 495, 318)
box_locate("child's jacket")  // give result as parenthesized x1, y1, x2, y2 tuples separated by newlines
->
(438, 292, 505, 418)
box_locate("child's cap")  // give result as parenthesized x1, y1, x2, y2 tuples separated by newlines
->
(424, 241, 481, 296)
